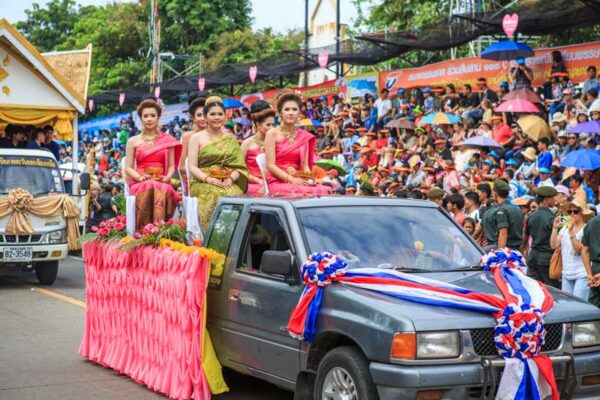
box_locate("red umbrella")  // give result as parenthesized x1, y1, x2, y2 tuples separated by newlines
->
(503, 88, 543, 104)
(495, 99, 539, 113)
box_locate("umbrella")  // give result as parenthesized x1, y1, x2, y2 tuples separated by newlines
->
(299, 118, 323, 128)
(481, 40, 534, 61)
(223, 98, 243, 109)
(567, 121, 600, 134)
(495, 99, 539, 113)
(348, 80, 377, 90)
(234, 117, 251, 126)
(503, 88, 543, 104)
(418, 112, 461, 125)
(561, 149, 600, 170)
(517, 115, 551, 142)
(385, 118, 416, 130)
(315, 159, 347, 175)
(460, 136, 502, 150)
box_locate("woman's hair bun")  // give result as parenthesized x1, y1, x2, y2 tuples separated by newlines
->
(250, 100, 271, 114)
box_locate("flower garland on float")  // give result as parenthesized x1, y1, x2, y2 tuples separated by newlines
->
(287, 248, 558, 400)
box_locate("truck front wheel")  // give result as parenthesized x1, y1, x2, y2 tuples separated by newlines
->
(314, 346, 378, 400)
(35, 261, 58, 285)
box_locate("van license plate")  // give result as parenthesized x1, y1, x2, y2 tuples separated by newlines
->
(4, 247, 33, 262)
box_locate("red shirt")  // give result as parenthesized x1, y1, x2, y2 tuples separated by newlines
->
(493, 123, 513, 145)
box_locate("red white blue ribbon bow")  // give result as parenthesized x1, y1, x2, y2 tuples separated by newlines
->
(287, 248, 558, 400)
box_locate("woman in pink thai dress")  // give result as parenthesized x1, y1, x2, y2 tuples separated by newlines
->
(262, 90, 331, 196)
(125, 99, 181, 232)
(240, 100, 276, 196)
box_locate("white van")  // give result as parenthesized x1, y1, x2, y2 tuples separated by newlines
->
(0, 148, 81, 285)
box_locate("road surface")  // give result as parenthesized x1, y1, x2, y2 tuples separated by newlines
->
(0, 256, 294, 400)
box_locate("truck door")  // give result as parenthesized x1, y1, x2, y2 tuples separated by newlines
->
(221, 206, 302, 384)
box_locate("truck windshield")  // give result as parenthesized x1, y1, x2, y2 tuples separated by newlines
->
(0, 155, 63, 195)
(299, 206, 483, 271)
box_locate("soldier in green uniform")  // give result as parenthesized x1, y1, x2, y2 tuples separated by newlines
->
(522, 186, 559, 288)
(426, 187, 444, 207)
(481, 180, 523, 251)
(582, 213, 600, 307)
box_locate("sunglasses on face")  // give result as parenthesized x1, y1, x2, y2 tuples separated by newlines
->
(567, 209, 581, 215)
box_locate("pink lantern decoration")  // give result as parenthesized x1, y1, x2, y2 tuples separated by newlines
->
(154, 86, 160, 99)
(119, 92, 125, 107)
(249, 66, 258, 83)
(318, 51, 329, 69)
(198, 77, 205, 92)
(502, 14, 519, 38)
(88, 99, 94, 112)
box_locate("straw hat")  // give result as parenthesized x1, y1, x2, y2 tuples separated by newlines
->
(522, 147, 537, 162)
(552, 112, 567, 123)
(562, 199, 594, 222)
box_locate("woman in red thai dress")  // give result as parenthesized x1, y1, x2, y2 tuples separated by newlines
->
(262, 90, 331, 196)
(241, 100, 276, 196)
(125, 99, 181, 232)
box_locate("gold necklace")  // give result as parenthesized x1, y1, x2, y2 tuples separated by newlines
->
(280, 125, 297, 144)
(141, 131, 158, 145)
(254, 133, 265, 149)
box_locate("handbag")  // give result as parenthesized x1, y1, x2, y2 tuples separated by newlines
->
(549, 247, 563, 280)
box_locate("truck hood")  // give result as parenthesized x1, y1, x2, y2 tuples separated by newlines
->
(328, 270, 600, 331)
(0, 212, 66, 235)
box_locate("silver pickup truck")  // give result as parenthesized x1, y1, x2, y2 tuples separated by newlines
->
(205, 196, 600, 400)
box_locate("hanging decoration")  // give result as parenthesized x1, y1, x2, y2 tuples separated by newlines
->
(502, 14, 519, 38)
(119, 92, 125, 107)
(198, 77, 206, 92)
(88, 99, 94, 112)
(249, 66, 258, 83)
(318, 51, 329, 69)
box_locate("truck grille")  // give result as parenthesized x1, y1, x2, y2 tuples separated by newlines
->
(0, 234, 42, 243)
(470, 323, 563, 356)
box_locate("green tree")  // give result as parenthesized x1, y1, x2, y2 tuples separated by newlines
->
(15, 0, 79, 52)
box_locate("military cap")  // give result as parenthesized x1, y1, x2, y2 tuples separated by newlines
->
(536, 186, 558, 197)
(426, 187, 444, 200)
(493, 179, 510, 193)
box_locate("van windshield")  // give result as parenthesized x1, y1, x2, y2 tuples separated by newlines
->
(0, 155, 64, 195)
(299, 206, 483, 271)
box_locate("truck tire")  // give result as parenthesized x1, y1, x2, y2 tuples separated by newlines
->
(314, 346, 379, 400)
(35, 261, 58, 285)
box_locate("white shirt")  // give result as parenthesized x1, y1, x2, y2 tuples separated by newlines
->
(374, 98, 392, 119)
(537, 177, 555, 188)
(559, 226, 586, 280)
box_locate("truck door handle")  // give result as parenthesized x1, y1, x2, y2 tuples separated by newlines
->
(229, 289, 240, 301)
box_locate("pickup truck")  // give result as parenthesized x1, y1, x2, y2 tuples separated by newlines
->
(205, 196, 600, 400)
(0, 149, 89, 285)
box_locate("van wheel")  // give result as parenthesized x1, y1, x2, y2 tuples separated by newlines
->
(35, 261, 58, 285)
(314, 346, 378, 400)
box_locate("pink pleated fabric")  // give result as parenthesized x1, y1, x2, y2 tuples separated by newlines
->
(79, 241, 212, 400)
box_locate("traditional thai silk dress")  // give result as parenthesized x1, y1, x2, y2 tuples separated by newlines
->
(189, 134, 248, 229)
(266, 128, 332, 196)
(128, 132, 182, 232)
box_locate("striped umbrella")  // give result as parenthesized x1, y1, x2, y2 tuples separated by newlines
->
(418, 112, 461, 125)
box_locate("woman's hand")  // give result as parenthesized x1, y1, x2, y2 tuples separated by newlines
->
(207, 177, 226, 188)
(553, 217, 561, 230)
(222, 178, 233, 187)
(138, 173, 152, 182)
(288, 176, 307, 186)
(161, 175, 171, 183)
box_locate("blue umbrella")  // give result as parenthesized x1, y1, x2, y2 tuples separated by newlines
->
(460, 136, 502, 150)
(223, 98, 244, 109)
(234, 117, 251, 126)
(567, 121, 600, 134)
(481, 41, 534, 61)
(348, 80, 377, 90)
(561, 149, 600, 170)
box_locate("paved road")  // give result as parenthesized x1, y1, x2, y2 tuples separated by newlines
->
(0, 257, 293, 400)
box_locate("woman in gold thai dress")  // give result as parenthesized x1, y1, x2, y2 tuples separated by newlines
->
(188, 96, 248, 229)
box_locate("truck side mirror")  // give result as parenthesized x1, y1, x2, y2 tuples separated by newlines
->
(260, 250, 294, 281)
(80, 173, 90, 191)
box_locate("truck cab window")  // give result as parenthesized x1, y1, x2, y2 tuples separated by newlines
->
(239, 212, 291, 273)
(205, 204, 242, 288)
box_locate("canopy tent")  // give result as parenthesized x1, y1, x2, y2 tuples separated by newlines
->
(0, 18, 88, 194)
(89, 0, 600, 105)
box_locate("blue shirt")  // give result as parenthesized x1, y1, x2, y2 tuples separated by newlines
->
(46, 140, 61, 161)
(27, 141, 42, 149)
(536, 151, 552, 169)
(424, 97, 435, 114)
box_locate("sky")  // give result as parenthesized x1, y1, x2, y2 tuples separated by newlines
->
(3, 0, 360, 33)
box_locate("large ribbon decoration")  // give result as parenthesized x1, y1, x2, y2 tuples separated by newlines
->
(287, 248, 558, 400)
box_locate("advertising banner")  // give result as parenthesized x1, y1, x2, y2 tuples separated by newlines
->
(380, 41, 600, 92)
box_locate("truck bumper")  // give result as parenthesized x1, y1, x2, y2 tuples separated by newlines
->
(370, 352, 600, 400)
(0, 243, 68, 265)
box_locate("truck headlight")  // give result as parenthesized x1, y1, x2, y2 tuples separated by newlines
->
(573, 321, 600, 348)
(390, 331, 460, 360)
(417, 331, 460, 359)
(46, 229, 66, 244)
